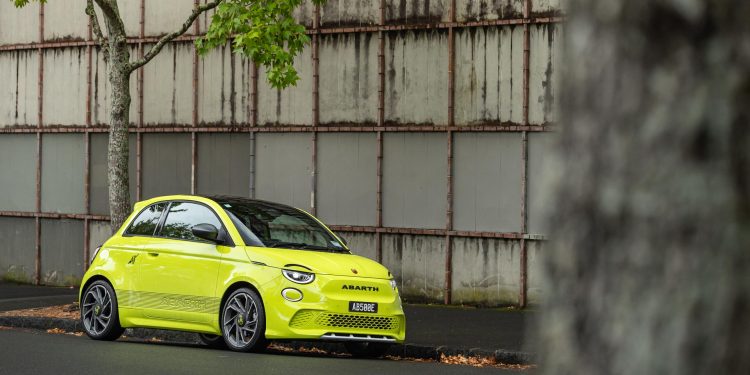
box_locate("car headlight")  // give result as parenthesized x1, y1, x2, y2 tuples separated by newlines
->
(282, 269, 315, 284)
(390, 279, 397, 291)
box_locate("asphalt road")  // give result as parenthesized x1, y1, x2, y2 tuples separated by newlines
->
(0, 282, 78, 312)
(0, 329, 528, 375)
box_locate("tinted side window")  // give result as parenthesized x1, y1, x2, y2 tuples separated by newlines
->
(125, 203, 167, 236)
(159, 202, 222, 241)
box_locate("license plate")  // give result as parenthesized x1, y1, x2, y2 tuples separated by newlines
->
(349, 301, 378, 313)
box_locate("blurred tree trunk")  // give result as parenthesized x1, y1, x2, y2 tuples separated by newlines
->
(541, 0, 750, 374)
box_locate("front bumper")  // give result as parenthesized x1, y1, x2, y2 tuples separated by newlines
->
(263, 273, 406, 343)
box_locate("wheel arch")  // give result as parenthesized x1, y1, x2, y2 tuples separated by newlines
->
(79, 274, 113, 302)
(219, 281, 265, 313)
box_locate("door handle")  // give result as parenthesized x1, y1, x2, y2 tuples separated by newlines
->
(148, 252, 159, 257)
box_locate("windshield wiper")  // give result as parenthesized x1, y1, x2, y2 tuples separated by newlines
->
(265, 240, 348, 252)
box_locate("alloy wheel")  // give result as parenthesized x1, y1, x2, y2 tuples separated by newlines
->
(222, 292, 258, 348)
(82, 284, 113, 335)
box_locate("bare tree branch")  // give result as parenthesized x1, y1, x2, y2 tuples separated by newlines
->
(128, 0, 223, 73)
(86, 0, 109, 60)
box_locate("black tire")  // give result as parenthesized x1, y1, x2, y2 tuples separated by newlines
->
(344, 342, 391, 358)
(80, 280, 124, 341)
(198, 333, 227, 349)
(220, 288, 267, 352)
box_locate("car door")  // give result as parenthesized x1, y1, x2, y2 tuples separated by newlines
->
(136, 201, 226, 324)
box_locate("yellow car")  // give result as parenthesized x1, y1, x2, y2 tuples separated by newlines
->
(79, 195, 405, 357)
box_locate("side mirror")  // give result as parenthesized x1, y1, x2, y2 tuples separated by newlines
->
(192, 223, 222, 244)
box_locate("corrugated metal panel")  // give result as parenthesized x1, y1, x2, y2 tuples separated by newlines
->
(90, 134, 137, 215)
(254, 133, 312, 210)
(141, 133, 192, 199)
(0, 135, 36, 212)
(197, 44, 234, 125)
(142, 42, 194, 126)
(529, 24, 560, 124)
(43, 48, 87, 126)
(234, 56, 253, 125)
(382, 133, 446, 229)
(293, 0, 315, 29)
(454, 133, 521, 232)
(0, 1, 39, 45)
(44, 0, 88, 41)
(317, 133, 377, 226)
(88, 220, 112, 258)
(451, 237, 520, 305)
(338, 232, 377, 261)
(385, 31, 449, 125)
(41, 134, 85, 214)
(319, 33, 378, 125)
(0, 217, 36, 284)
(320, 0, 379, 27)
(144, 0, 195, 37)
(455, 26, 523, 125)
(382, 234, 445, 302)
(456, 0, 524, 22)
(527, 132, 556, 235)
(196, 133, 251, 197)
(92, 47, 139, 126)
(0, 50, 40, 127)
(532, 0, 562, 15)
(257, 47, 313, 126)
(41, 219, 84, 286)
(526, 240, 542, 305)
(385, 0, 450, 24)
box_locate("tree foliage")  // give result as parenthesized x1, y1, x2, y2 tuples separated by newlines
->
(197, 0, 324, 88)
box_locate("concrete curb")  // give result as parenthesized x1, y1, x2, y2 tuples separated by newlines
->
(0, 316, 535, 365)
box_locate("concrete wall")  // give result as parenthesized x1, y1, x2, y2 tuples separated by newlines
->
(0, 0, 561, 306)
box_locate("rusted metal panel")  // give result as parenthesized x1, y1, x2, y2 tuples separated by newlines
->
(89, 134, 138, 215)
(451, 237, 521, 305)
(454, 26, 524, 125)
(232, 56, 252, 126)
(455, 0, 524, 22)
(528, 23, 560, 125)
(92, 46, 139, 126)
(384, 30, 449, 125)
(527, 132, 556, 235)
(0, 50, 40, 127)
(317, 133, 377, 226)
(43, 0, 88, 41)
(40, 218, 84, 286)
(453, 132, 522, 232)
(293, 0, 316, 29)
(257, 48, 313, 126)
(337, 232, 377, 261)
(141, 133, 192, 199)
(254, 133, 313, 210)
(42, 48, 87, 126)
(0, 1, 40, 45)
(87, 220, 111, 263)
(319, 33, 379, 125)
(143, 0, 195, 37)
(525, 239, 542, 305)
(320, 0, 379, 28)
(0, 135, 37, 211)
(196, 133, 251, 197)
(531, 0, 562, 16)
(142, 42, 193, 126)
(382, 234, 446, 303)
(385, 0, 450, 24)
(0, 217, 36, 284)
(41, 134, 85, 214)
(382, 133, 447, 229)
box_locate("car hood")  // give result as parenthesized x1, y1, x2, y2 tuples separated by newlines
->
(244, 246, 391, 280)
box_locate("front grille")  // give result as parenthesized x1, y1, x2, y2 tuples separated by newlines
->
(290, 310, 400, 332)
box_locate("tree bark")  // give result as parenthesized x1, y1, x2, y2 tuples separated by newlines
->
(95, 0, 131, 233)
(540, 0, 750, 374)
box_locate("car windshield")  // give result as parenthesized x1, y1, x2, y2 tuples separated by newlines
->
(213, 197, 347, 252)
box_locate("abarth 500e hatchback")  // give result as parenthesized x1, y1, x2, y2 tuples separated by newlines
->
(79, 195, 405, 356)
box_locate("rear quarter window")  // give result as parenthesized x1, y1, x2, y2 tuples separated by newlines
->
(124, 202, 167, 236)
